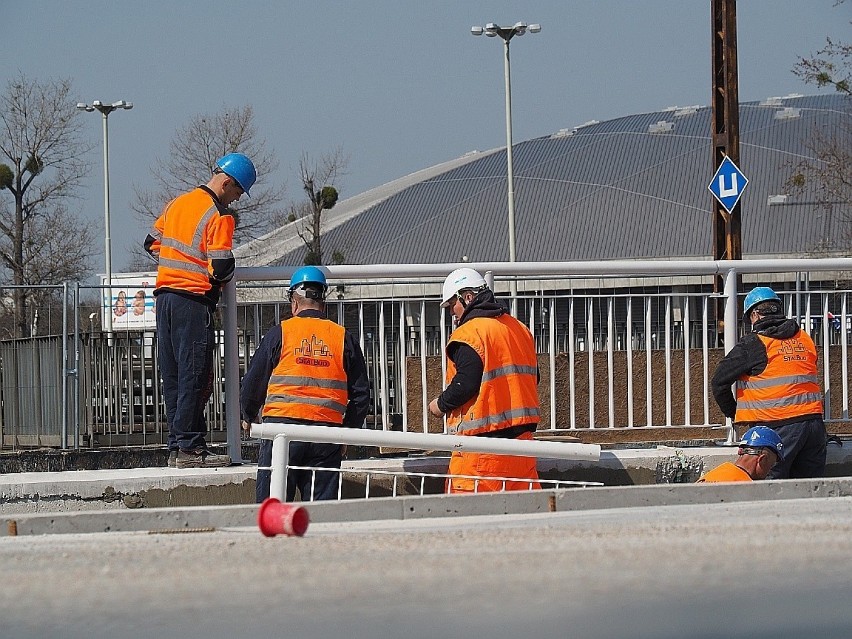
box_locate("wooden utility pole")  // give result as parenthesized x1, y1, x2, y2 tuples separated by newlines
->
(711, 0, 742, 343)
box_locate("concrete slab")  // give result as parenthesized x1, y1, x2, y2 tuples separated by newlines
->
(4, 476, 852, 537)
(1, 444, 849, 515)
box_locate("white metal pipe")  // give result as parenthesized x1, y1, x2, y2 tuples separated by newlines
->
(625, 296, 634, 428)
(723, 269, 739, 444)
(702, 297, 710, 425)
(270, 433, 290, 501)
(398, 302, 407, 431)
(587, 297, 595, 428)
(683, 295, 691, 426)
(379, 302, 389, 430)
(233, 258, 852, 283)
(606, 297, 614, 428)
(568, 296, 576, 429)
(645, 295, 652, 427)
(252, 423, 601, 462)
(548, 296, 556, 430)
(842, 294, 849, 419)
(664, 295, 672, 426)
(419, 299, 428, 433)
(223, 280, 242, 462)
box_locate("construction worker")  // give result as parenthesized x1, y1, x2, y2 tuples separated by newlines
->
(240, 266, 370, 502)
(428, 268, 541, 493)
(711, 286, 827, 479)
(697, 426, 784, 482)
(144, 152, 257, 468)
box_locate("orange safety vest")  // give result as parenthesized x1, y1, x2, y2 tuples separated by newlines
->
(150, 187, 235, 295)
(262, 316, 348, 424)
(697, 461, 752, 483)
(445, 314, 541, 436)
(734, 331, 823, 424)
(444, 314, 541, 493)
(447, 430, 541, 493)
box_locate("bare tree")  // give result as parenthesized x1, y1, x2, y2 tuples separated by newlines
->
(792, 2, 850, 97)
(0, 72, 96, 337)
(787, 8, 852, 253)
(287, 149, 348, 265)
(132, 105, 285, 251)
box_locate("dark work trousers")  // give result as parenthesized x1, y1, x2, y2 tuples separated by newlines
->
(156, 291, 215, 452)
(765, 417, 828, 479)
(256, 438, 343, 503)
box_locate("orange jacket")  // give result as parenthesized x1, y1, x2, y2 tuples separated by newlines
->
(445, 314, 540, 436)
(697, 461, 752, 483)
(147, 186, 235, 297)
(262, 316, 348, 424)
(734, 332, 823, 423)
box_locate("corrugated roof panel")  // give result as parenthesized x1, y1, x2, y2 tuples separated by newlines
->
(254, 94, 849, 266)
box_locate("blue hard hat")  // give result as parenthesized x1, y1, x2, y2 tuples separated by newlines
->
(743, 286, 781, 320)
(215, 153, 257, 196)
(289, 266, 328, 295)
(739, 426, 784, 461)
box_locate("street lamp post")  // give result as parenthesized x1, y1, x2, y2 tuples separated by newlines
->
(472, 22, 540, 312)
(76, 100, 133, 332)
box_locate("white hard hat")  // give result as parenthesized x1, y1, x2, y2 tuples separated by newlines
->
(441, 268, 487, 307)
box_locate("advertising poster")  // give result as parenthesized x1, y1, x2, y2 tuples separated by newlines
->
(103, 272, 157, 330)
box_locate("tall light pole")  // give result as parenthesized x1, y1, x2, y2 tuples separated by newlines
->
(471, 22, 540, 310)
(76, 100, 133, 332)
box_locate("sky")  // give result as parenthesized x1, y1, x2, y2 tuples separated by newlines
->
(2, 0, 849, 276)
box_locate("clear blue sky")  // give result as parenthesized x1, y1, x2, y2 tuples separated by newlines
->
(3, 1, 848, 274)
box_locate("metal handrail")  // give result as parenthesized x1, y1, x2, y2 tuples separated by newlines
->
(250, 422, 601, 501)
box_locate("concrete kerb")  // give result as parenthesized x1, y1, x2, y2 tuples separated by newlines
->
(1, 444, 850, 517)
(4, 477, 852, 537)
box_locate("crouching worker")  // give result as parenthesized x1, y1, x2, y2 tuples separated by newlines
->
(240, 267, 370, 502)
(697, 426, 784, 483)
(429, 268, 541, 493)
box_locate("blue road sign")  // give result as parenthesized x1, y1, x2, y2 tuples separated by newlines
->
(708, 156, 749, 213)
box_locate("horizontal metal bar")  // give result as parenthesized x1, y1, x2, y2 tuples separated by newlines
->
(234, 258, 852, 283)
(251, 423, 601, 462)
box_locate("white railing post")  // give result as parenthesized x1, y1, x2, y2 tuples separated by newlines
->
(723, 267, 739, 444)
(222, 278, 243, 462)
(270, 433, 290, 501)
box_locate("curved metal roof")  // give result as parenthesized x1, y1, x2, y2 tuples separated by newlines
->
(237, 94, 850, 266)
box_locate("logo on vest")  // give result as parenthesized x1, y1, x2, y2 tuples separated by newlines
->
(294, 335, 333, 367)
(777, 338, 807, 362)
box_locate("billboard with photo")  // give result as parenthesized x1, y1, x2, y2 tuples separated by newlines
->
(102, 272, 157, 330)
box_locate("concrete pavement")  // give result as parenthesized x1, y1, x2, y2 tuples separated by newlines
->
(2, 495, 852, 638)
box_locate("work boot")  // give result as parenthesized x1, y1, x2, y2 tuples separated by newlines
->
(175, 448, 232, 468)
(167, 450, 177, 468)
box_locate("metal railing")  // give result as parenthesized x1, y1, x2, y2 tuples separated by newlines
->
(251, 423, 602, 501)
(2, 258, 852, 451)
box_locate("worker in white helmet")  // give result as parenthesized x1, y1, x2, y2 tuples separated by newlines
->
(429, 268, 541, 493)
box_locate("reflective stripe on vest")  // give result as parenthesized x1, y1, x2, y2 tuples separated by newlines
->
(262, 316, 348, 424)
(445, 314, 540, 436)
(154, 189, 233, 295)
(734, 331, 823, 423)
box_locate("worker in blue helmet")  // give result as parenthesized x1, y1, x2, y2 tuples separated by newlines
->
(240, 265, 370, 502)
(214, 153, 257, 196)
(711, 286, 827, 480)
(287, 265, 328, 301)
(144, 151, 257, 469)
(698, 426, 785, 482)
